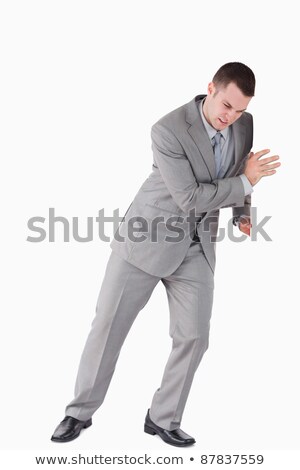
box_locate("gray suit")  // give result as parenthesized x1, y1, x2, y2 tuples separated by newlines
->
(65, 95, 253, 431)
(110, 94, 252, 275)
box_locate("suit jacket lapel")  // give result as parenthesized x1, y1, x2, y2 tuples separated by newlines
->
(185, 95, 216, 180)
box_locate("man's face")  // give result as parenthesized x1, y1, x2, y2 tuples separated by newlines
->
(203, 81, 252, 131)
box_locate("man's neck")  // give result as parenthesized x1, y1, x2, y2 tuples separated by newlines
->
(202, 98, 213, 127)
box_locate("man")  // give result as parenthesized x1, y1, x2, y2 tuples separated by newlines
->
(51, 62, 280, 447)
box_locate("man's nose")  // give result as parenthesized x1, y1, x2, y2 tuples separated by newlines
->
(225, 110, 238, 123)
(226, 108, 237, 119)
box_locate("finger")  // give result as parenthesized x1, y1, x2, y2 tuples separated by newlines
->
(259, 155, 280, 165)
(254, 149, 270, 160)
(261, 169, 277, 176)
(240, 215, 251, 221)
(239, 220, 251, 227)
(261, 162, 281, 171)
(239, 218, 251, 225)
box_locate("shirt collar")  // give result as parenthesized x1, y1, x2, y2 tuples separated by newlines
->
(199, 98, 229, 141)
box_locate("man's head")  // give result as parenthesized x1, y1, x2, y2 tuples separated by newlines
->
(203, 62, 255, 131)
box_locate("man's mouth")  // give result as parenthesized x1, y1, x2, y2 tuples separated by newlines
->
(218, 117, 228, 124)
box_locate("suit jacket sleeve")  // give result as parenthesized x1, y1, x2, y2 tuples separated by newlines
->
(232, 156, 252, 218)
(151, 122, 246, 215)
(231, 113, 253, 218)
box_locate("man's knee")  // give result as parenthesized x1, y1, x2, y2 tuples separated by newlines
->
(173, 329, 210, 353)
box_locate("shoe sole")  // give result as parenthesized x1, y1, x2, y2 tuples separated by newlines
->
(144, 424, 195, 447)
(51, 419, 92, 443)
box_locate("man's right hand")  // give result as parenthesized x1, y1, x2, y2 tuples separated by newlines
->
(244, 149, 281, 186)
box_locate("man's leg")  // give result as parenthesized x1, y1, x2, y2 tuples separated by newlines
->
(64, 250, 160, 421)
(148, 240, 214, 431)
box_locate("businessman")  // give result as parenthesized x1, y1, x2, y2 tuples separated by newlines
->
(51, 62, 280, 447)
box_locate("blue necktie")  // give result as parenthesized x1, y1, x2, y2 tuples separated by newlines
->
(212, 131, 223, 177)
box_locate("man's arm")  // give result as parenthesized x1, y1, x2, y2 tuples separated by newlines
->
(151, 123, 246, 215)
(232, 149, 281, 236)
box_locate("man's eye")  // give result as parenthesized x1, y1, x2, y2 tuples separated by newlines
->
(224, 103, 230, 108)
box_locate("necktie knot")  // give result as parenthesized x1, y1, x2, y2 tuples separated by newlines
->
(212, 131, 222, 146)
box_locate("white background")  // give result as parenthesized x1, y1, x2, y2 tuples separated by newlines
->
(0, 0, 299, 467)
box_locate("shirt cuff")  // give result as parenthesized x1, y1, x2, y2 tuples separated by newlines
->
(239, 174, 253, 196)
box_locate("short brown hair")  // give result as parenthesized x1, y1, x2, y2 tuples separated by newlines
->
(212, 62, 256, 97)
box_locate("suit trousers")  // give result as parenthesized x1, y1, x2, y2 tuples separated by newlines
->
(65, 238, 214, 431)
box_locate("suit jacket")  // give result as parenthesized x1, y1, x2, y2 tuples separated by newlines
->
(110, 94, 253, 277)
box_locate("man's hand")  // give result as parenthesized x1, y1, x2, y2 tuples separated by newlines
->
(238, 216, 252, 237)
(244, 149, 281, 186)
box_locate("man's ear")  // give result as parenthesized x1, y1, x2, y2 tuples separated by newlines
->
(207, 81, 216, 96)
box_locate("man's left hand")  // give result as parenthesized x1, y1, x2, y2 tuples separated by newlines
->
(238, 216, 252, 237)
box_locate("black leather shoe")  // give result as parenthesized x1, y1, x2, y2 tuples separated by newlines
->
(144, 409, 195, 447)
(51, 416, 92, 443)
